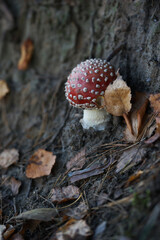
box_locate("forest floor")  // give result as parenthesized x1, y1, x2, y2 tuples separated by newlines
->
(0, 71, 160, 240)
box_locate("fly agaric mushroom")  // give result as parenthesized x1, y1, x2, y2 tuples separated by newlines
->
(65, 58, 116, 130)
(65, 59, 117, 130)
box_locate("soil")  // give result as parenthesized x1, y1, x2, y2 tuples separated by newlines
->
(0, 0, 160, 239)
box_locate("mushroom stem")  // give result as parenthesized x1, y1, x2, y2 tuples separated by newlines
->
(80, 109, 109, 130)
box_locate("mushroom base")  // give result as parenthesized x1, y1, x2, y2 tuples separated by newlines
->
(80, 109, 110, 130)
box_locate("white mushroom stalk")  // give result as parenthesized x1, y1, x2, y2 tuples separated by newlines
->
(65, 58, 116, 130)
(80, 108, 109, 130)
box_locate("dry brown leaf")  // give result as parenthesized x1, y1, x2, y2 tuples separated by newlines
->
(125, 170, 143, 187)
(65, 202, 88, 219)
(0, 149, 19, 169)
(18, 39, 34, 70)
(0, 80, 9, 100)
(50, 185, 80, 203)
(14, 208, 57, 222)
(56, 219, 92, 240)
(124, 92, 149, 142)
(66, 148, 86, 171)
(26, 149, 56, 178)
(104, 75, 132, 116)
(116, 146, 146, 173)
(4, 177, 21, 195)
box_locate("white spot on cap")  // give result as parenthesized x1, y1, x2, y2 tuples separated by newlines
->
(73, 96, 77, 100)
(109, 66, 112, 69)
(70, 94, 72, 97)
(92, 98, 96, 102)
(110, 72, 114, 76)
(91, 90, 95, 94)
(95, 91, 99, 95)
(90, 104, 95, 107)
(96, 84, 100, 88)
(104, 69, 108, 72)
(83, 87, 88, 92)
(86, 79, 89, 83)
(92, 77, 95, 82)
(81, 77, 85, 81)
(105, 77, 108, 82)
(100, 91, 104, 95)
(89, 71, 93, 74)
(97, 78, 101, 82)
(77, 84, 82, 87)
(100, 73, 103, 77)
(94, 69, 99, 73)
(87, 97, 91, 100)
(71, 84, 76, 88)
(84, 72, 87, 76)
(78, 94, 83, 100)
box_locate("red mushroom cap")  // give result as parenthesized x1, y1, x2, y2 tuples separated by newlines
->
(65, 58, 116, 109)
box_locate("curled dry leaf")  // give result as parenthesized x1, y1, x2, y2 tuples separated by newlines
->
(104, 74, 131, 117)
(50, 185, 80, 203)
(0, 80, 9, 100)
(18, 39, 34, 70)
(124, 92, 149, 142)
(0, 149, 19, 169)
(26, 149, 56, 179)
(4, 177, 21, 195)
(116, 146, 146, 173)
(56, 219, 92, 240)
(66, 148, 86, 171)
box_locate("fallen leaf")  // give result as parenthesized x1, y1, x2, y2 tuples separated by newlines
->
(0, 80, 9, 100)
(14, 208, 57, 222)
(0, 149, 19, 169)
(65, 202, 88, 219)
(18, 39, 34, 70)
(116, 146, 146, 173)
(104, 74, 132, 117)
(56, 219, 92, 240)
(124, 92, 149, 142)
(26, 149, 56, 178)
(68, 160, 113, 183)
(4, 177, 21, 195)
(66, 148, 86, 171)
(125, 170, 143, 187)
(50, 185, 80, 203)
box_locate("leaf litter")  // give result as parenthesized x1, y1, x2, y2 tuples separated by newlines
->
(56, 219, 92, 240)
(0, 149, 19, 169)
(50, 185, 80, 203)
(26, 149, 56, 178)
